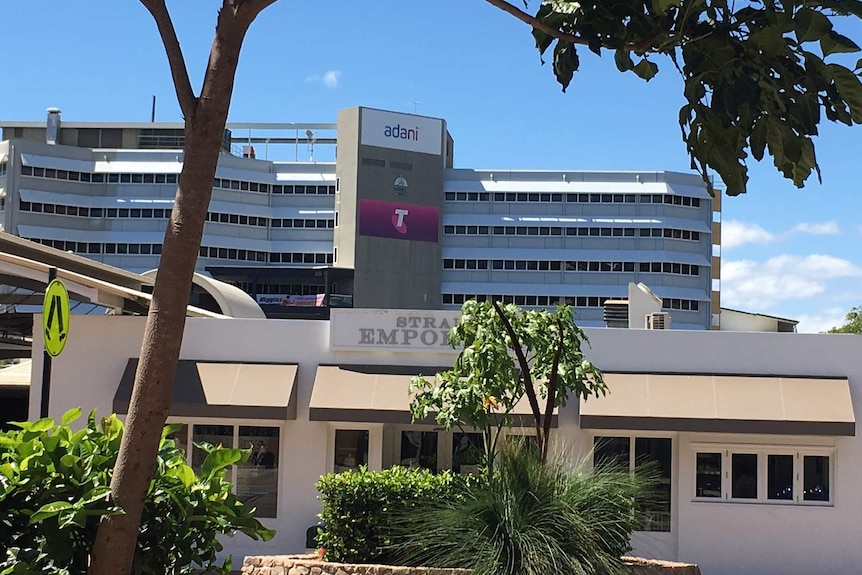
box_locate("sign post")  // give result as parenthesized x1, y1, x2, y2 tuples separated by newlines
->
(40, 269, 69, 418)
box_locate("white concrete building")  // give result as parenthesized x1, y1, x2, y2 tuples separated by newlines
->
(0, 107, 721, 328)
(29, 309, 858, 575)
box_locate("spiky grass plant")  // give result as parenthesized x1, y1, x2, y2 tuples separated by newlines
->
(387, 440, 660, 575)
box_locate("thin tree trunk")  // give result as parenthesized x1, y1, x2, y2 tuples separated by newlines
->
(89, 2, 275, 573)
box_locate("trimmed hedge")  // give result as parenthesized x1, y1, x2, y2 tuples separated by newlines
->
(316, 466, 475, 563)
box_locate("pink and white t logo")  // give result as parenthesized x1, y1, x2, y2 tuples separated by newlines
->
(359, 199, 439, 243)
(392, 208, 409, 233)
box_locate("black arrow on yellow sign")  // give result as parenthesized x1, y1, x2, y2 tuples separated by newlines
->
(44, 293, 67, 344)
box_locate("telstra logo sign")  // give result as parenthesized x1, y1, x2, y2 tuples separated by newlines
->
(359, 199, 439, 243)
(383, 124, 420, 141)
(392, 208, 410, 233)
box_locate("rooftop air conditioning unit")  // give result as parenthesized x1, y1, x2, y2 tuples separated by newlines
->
(645, 312, 671, 330)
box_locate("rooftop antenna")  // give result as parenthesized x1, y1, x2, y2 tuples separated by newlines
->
(306, 129, 316, 162)
(151, 95, 156, 122)
(413, 101, 422, 114)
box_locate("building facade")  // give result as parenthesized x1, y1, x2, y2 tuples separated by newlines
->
(0, 107, 720, 328)
(28, 310, 858, 575)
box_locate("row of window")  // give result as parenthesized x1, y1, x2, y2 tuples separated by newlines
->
(442, 293, 701, 311)
(19, 165, 336, 195)
(231, 282, 326, 295)
(199, 246, 333, 264)
(22, 165, 180, 184)
(443, 259, 700, 276)
(444, 225, 701, 241)
(19, 200, 334, 229)
(0, 160, 7, 177)
(27, 237, 164, 255)
(696, 449, 830, 504)
(25, 237, 332, 264)
(445, 191, 703, 207)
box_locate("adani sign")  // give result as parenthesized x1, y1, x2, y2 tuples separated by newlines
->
(360, 108, 443, 155)
(358, 199, 439, 243)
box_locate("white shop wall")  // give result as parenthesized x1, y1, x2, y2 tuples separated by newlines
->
(29, 314, 862, 575)
(29, 314, 461, 559)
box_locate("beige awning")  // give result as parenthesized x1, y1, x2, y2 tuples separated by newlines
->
(310, 365, 556, 426)
(114, 359, 298, 420)
(580, 373, 855, 436)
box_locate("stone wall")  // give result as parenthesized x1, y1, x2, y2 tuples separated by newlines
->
(242, 555, 701, 575)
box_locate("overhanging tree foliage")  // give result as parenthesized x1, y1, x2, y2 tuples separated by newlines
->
(89, 2, 277, 575)
(486, 0, 862, 195)
(410, 300, 605, 470)
(828, 305, 862, 333)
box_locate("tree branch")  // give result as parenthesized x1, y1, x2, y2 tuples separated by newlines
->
(492, 300, 543, 443)
(484, 0, 589, 47)
(541, 318, 565, 462)
(140, 0, 197, 118)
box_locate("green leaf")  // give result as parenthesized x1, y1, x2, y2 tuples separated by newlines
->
(552, 41, 580, 92)
(175, 463, 197, 489)
(60, 407, 82, 426)
(614, 49, 634, 72)
(201, 448, 242, 480)
(653, 0, 680, 12)
(821, 31, 861, 57)
(829, 63, 862, 123)
(856, 58, 862, 71)
(633, 59, 659, 81)
(30, 501, 74, 523)
(794, 8, 832, 44)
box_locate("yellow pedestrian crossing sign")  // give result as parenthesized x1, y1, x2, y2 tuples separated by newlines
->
(43, 279, 70, 357)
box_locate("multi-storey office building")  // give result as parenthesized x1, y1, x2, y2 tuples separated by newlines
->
(0, 107, 720, 328)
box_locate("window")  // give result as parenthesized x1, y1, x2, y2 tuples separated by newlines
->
(732, 453, 758, 499)
(694, 448, 832, 504)
(334, 430, 369, 472)
(401, 431, 438, 471)
(452, 433, 484, 475)
(594, 436, 671, 532)
(237, 426, 280, 517)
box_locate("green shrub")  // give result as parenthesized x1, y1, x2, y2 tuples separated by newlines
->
(0, 408, 274, 575)
(389, 441, 659, 575)
(316, 466, 476, 564)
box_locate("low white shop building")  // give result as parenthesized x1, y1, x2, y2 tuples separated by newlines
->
(29, 309, 859, 575)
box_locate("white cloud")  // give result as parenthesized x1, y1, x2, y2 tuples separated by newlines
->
(794, 308, 850, 333)
(721, 220, 775, 249)
(721, 219, 841, 250)
(790, 221, 840, 235)
(304, 70, 341, 88)
(323, 70, 341, 88)
(721, 254, 862, 310)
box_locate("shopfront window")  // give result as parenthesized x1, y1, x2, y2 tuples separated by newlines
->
(804, 456, 830, 502)
(334, 429, 369, 472)
(168, 422, 282, 518)
(767, 455, 794, 501)
(594, 436, 672, 532)
(400, 431, 438, 471)
(731, 453, 758, 499)
(452, 433, 483, 474)
(192, 424, 235, 483)
(237, 426, 279, 517)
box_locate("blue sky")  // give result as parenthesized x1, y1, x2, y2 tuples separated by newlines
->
(2, 1, 861, 332)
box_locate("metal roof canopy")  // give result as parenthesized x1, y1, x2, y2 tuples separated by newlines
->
(0, 233, 226, 358)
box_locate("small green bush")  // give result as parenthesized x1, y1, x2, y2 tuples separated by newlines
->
(0, 408, 274, 575)
(388, 441, 660, 575)
(316, 466, 476, 564)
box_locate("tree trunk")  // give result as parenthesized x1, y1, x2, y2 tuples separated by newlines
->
(89, 3, 274, 573)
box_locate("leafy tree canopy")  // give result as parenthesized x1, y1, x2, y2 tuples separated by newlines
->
(489, 0, 862, 195)
(828, 305, 862, 332)
(410, 301, 605, 469)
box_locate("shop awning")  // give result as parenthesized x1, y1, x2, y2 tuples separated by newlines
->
(309, 365, 557, 426)
(114, 359, 298, 420)
(580, 373, 855, 436)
